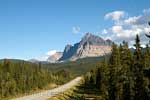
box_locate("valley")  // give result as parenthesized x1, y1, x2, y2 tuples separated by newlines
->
(0, 33, 150, 100)
(1, 1, 150, 100)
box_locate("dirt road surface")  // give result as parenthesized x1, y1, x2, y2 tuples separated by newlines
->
(12, 76, 82, 100)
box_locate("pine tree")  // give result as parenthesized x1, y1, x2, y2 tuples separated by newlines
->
(96, 67, 102, 90)
(109, 43, 121, 66)
(108, 43, 120, 100)
(143, 44, 150, 69)
(119, 41, 132, 100)
(143, 44, 150, 99)
(89, 69, 95, 85)
(96, 60, 108, 98)
(3, 59, 11, 73)
(133, 35, 149, 100)
(122, 81, 131, 100)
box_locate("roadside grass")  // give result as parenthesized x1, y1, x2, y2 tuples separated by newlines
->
(7, 83, 59, 100)
(48, 81, 83, 100)
(48, 80, 103, 100)
(1, 57, 104, 100)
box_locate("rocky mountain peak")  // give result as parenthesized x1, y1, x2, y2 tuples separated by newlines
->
(64, 44, 73, 53)
(59, 33, 113, 61)
(80, 33, 111, 46)
(82, 33, 93, 39)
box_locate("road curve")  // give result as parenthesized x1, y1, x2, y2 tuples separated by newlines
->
(12, 76, 82, 100)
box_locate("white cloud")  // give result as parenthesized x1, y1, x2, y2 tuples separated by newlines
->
(123, 9, 150, 26)
(35, 50, 57, 61)
(123, 15, 150, 25)
(124, 16, 142, 25)
(111, 25, 123, 33)
(105, 11, 125, 21)
(110, 26, 143, 41)
(72, 26, 80, 33)
(46, 50, 57, 56)
(102, 9, 150, 46)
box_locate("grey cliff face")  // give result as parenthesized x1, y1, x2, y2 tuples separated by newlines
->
(59, 33, 113, 61)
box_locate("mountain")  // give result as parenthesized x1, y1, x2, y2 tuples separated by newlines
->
(28, 59, 39, 63)
(59, 33, 112, 61)
(47, 52, 63, 63)
(28, 52, 63, 64)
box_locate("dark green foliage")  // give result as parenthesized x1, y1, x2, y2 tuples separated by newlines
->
(133, 35, 148, 100)
(96, 68, 102, 90)
(143, 45, 150, 69)
(108, 43, 120, 100)
(122, 82, 131, 100)
(120, 41, 133, 100)
(109, 43, 121, 66)
(84, 35, 150, 100)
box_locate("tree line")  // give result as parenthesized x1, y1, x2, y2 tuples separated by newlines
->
(0, 60, 72, 99)
(84, 35, 150, 100)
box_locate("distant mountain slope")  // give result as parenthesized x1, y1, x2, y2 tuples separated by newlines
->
(28, 59, 40, 63)
(47, 52, 63, 63)
(59, 33, 112, 61)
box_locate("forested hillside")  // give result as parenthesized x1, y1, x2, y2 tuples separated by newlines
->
(0, 56, 103, 99)
(48, 35, 150, 100)
(83, 35, 150, 100)
(0, 60, 73, 99)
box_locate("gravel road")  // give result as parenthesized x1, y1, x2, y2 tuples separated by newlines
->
(12, 76, 82, 100)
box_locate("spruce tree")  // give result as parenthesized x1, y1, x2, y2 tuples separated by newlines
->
(143, 44, 150, 69)
(96, 67, 102, 90)
(120, 41, 132, 100)
(143, 44, 150, 98)
(108, 43, 120, 100)
(133, 35, 149, 100)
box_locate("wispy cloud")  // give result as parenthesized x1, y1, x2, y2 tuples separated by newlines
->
(46, 50, 57, 56)
(105, 11, 126, 21)
(72, 26, 80, 33)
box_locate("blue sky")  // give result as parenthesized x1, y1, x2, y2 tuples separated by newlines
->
(0, 0, 150, 60)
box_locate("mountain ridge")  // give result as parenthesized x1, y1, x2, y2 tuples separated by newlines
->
(29, 33, 113, 63)
(59, 33, 112, 61)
